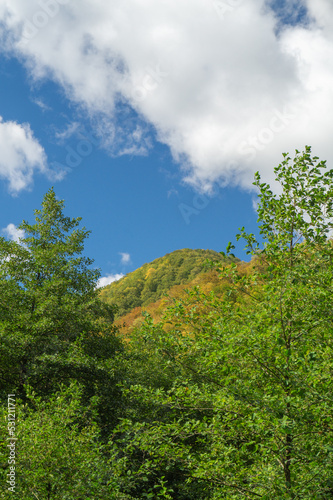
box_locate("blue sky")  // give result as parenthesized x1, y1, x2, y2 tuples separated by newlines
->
(0, 0, 332, 285)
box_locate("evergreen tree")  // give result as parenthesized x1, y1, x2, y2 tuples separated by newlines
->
(0, 189, 123, 430)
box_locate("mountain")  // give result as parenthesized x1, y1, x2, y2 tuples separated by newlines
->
(99, 248, 239, 322)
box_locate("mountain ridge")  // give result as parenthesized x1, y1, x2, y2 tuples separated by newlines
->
(99, 248, 239, 320)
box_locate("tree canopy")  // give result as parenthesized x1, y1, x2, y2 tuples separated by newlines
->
(99, 248, 238, 318)
(1, 148, 333, 499)
(0, 188, 123, 431)
(113, 147, 333, 499)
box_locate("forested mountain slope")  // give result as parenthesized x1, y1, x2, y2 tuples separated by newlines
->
(2, 148, 333, 498)
(99, 248, 239, 318)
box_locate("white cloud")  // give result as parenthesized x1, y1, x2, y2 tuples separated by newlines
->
(54, 121, 81, 144)
(96, 273, 124, 288)
(31, 96, 51, 112)
(0, 116, 50, 193)
(119, 252, 131, 265)
(2, 223, 25, 243)
(1, 0, 333, 190)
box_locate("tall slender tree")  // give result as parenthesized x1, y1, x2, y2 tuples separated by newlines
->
(114, 147, 333, 498)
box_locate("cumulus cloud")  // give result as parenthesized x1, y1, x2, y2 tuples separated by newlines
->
(2, 223, 25, 243)
(0, 117, 49, 193)
(119, 252, 131, 265)
(1, 0, 333, 190)
(96, 273, 124, 288)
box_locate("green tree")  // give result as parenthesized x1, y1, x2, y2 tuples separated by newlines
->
(0, 189, 123, 432)
(0, 384, 113, 499)
(115, 147, 333, 498)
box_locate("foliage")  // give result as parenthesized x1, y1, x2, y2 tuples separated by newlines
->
(0, 384, 116, 499)
(99, 249, 238, 318)
(1, 148, 332, 498)
(115, 147, 333, 498)
(0, 188, 124, 433)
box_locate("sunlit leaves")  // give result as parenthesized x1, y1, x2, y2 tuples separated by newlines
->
(116, 148, 333, 498)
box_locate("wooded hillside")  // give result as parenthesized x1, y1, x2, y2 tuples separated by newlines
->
(99, 248, 239, 318)
(1, 147, 333, 499)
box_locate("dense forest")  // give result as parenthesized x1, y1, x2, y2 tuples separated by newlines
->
(1, 147, 333, 499)
(99, 248, 238, 318)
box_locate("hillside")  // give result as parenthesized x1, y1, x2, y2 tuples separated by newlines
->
(99, 248, 239, 319)
(111, 265, 253, 336)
